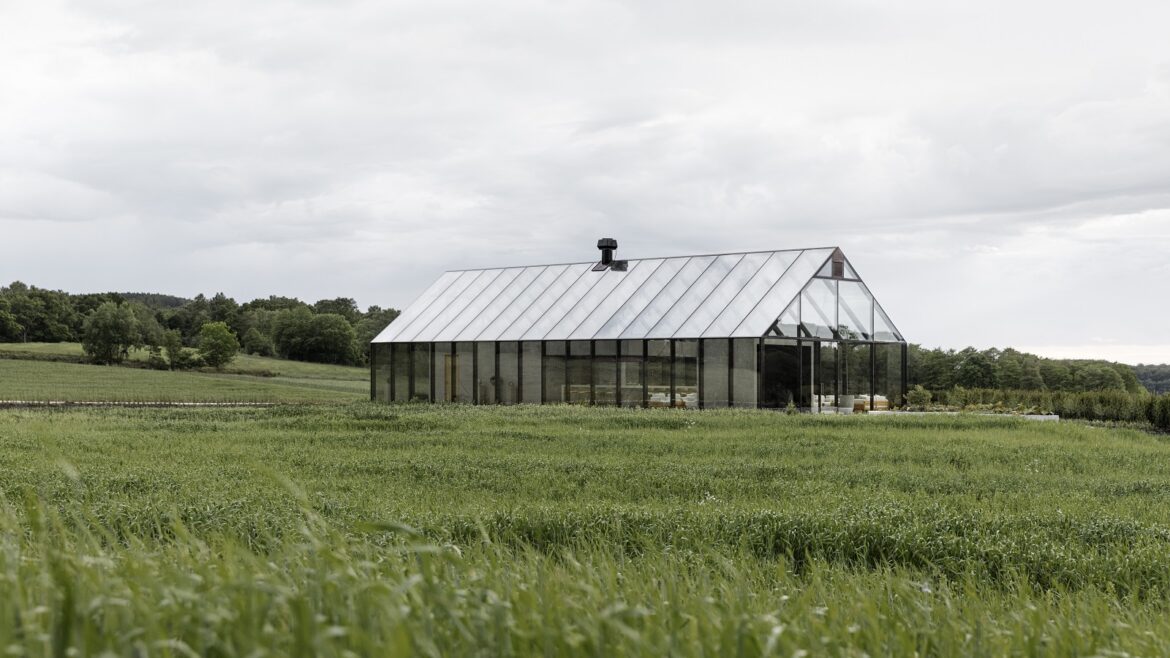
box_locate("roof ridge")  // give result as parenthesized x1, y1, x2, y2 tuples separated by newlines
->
(442, 246, 840, 273)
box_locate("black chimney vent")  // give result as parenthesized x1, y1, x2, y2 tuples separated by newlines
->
(593, 238, 627, 272)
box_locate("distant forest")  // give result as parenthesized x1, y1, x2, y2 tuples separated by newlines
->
(907, 346, 1158, 395)
(0, 281, 398, 366)
(1134, 365, 1170, 395)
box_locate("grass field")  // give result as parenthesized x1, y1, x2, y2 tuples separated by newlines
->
(0, 341, 369, 379)
(0, 358, 365, 402)
(4, 403, 1170, 655)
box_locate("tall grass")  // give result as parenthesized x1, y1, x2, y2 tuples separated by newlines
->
(6, 403, 1170, 654)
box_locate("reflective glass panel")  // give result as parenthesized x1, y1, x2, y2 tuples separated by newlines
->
(567, 341, 591, 404)
(701, 338, 729, 408)
(573, 260, 666, 340)
(844, 260, 859, 279)
(837, 281, 873, 340)
(394, 270, 483, 342)
(498, 342, 519, 405)
(523, 268, 610, 341)
(815, 342, 838, 412)
(703, 251, 798, 338)
(476, 342, 496, 404)
(373, 343, 392, 402)
(776, 297, 800, 337)
(841, 343, 871, 413)
(620, 340, 644, 407)
(375, 271, 462, 342)
(445, 267, 534, 341)
(648, 254, 739, 339)
(499, 265, 589, 342)
(874, 342, 903, 410)
(672, 252, 767, 338)
(455, 342, 475, 403)
(549, 262, 647, 340)
(411, 343, 431, 402)
(731, 248, 832, 338)
(410, 269, 505, 343)
(521, 342, 542, 403)
(593, 340, 617, 405)
(874, 302, 902, 342)
(543, 341, 567, 403)
(674, 339, 698, 408)
(603, 258, 687, 338)
(392, 343, 410, 402)
(731, 338, 758, 408)
(479, 265, 570, 341)
(646, 340, 672, 407)
(642, 256, 719, 337)
(800, 279, 837, 339)
(433, 342, 453, 402)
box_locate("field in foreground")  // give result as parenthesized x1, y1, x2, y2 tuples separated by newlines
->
(3, 404, 1170, 655)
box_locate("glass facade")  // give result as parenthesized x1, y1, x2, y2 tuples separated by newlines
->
(543, 341, 566, 403)
(370, 249, 906, 411)
(498, 342, 519, 404)
(619, 340, 643, 407)
(701, 339, 729, 408)
(373, 334, 905, 411)
(674, 339, 698, 408)
(646, 339, 672, 407)
(521, 341, 542, 403)
(594, 341, 618, 405)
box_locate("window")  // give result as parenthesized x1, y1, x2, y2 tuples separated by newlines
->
(701, 339, 729, 408)
(594, 341, 617, 405)
(543, 341, 566, 403)
(620, 340, 643, 407)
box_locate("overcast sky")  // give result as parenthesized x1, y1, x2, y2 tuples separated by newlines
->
(2, 0, 1169, 363)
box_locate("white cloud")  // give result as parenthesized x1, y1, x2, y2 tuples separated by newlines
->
(1, 0, 1169, 360)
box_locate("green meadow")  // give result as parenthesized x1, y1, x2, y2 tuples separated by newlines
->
(3, 395, 1170, 655)
(0, 348, 366, 402)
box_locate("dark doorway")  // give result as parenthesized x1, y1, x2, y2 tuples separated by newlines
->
(762, 339, 801, 409)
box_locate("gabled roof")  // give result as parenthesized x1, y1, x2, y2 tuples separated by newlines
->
(373, 246, 903, 343)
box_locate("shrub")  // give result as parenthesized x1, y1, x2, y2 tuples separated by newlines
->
(906, 385, 932, 409)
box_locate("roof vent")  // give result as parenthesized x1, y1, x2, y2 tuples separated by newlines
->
(592, 238, 628, 272)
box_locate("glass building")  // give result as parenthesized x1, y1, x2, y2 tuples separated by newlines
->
(371, 243, 906, 412)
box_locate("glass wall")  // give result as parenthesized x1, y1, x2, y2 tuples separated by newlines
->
(674, 339, 698, 408)
(620, 340, 643, 407)
(731, 338, 757, 408)
(521, 342, 542, 403)
(646, 340, 672, 407)
(411, 343, 431, 401)
(874, 343, 903, 410)
(568, 341, 591, 404)
(372, 337, 903, 411)
(373, 343, 392, 402)
(816, 341, 838, 411)
(433, 342, 453, 402)
(840, 343, 871, 413)
(391, 343, 410, 402)
(455, 342, 475, 403)
(701, 338, 729, 408)
(498, 342, 519, 404)
(476, 342, 496, 404)
(594, 341, 617, 405)
(543, 341, 566, 403)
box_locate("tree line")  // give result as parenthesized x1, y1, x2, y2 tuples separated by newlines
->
(0, 281, 398, 367)
(907, 345, 1147, 394)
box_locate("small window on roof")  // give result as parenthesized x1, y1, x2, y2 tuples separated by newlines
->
(831, 250, 845, 278)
